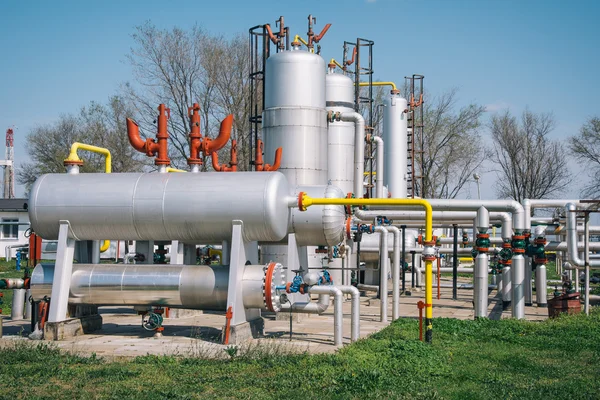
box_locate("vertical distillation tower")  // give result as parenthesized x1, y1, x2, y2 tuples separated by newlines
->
(261, 42, 328, 276)
(3, 128, 15, 199)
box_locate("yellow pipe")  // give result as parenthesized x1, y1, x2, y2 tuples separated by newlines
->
(298, 193, 434, 343)
(358, 81, 397, 91)
(166, 167, 187, 173)
(64, 142, 112, 173)
(100, 240, 110, 252)
(65, 142, 113, 252)
(329, 58, 344, 70)
(293, 35, 309, 48)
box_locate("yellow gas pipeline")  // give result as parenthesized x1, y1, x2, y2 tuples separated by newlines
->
(358, 81, 398, 91)
(297, 193, 435, 343)
(64, 142, 112, 252)
(64, 142, 112, 173)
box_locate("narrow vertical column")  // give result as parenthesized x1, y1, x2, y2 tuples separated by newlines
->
(401, 225, 406, 292)
(452, 224, 458, 300)
(48, 221, 76, 323)
(474, 207, 490, 318)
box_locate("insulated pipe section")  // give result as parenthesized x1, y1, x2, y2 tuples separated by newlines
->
(280, 294, 330, 314)
(354, 210, 513, 240)
(29, 172, 291, 243)
(566, 203, 600, 268)
(375, 226, 389, 322)
(385, 226, 401, 320)
(372, 136, 384, 198)
(332, 112, 365, 198)
(308, 285, 344, 346)
(536, 264, 547, 306)
(338, 285, 360, 342)
(474, 207, 490, 318)
(31, 263, 286, 312)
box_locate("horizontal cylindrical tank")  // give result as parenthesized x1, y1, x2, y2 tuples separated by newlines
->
(29, 172, 290, 243)
(326, 71, 355, 194)
(30, 262, 286, 312)
(382, 92, 408, 198)
(263, 48, 327, 187)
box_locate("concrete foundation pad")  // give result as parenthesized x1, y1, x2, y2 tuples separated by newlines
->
(223, 318, 264, 344)
(44, 314, 103, 341)
(166, 308, 204, 318)
(368, 298, 381, 307)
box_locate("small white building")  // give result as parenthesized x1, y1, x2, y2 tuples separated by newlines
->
(0, 198, 30, 259)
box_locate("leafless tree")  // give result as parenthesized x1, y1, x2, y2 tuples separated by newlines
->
(489, 109, 571, 202)
(122, 23, 250, 170)
(569, 116, 600, 198)
(17, 96, 145, 190)
(420, 89, 487, 198)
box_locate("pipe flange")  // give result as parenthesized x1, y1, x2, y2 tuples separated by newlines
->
(263, 262, 285, 312)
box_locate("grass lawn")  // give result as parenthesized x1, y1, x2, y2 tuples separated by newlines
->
(1, 309, 599, 399)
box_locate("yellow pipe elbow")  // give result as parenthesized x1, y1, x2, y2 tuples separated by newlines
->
(293, 35, 309, 47)
(100, 240, 110, 253)
(358, 81, 398, 91)
(65, 142, 112, 173)
(166, 167, 187, 173)
(329, 58, 344, 70)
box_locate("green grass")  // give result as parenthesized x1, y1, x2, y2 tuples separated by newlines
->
(0, 259, 25, 316)
(1, 310, 599, 399)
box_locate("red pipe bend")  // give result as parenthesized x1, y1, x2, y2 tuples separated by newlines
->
(127, 118, 159, 157)
(203, 114, 233, 156)
(263, 147, 282, 172)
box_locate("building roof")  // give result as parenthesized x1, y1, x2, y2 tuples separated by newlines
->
(0, 199, 28, 212)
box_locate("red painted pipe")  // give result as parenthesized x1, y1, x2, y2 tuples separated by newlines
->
(202, 115, 233, 156)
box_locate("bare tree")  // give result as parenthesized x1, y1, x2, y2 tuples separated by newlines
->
(489, 109, 571, 202)
(569, 116, 600, 198)
(123, 23, 250, 170)
(17, 96, 145, 190)
(420, 89, 486, 198)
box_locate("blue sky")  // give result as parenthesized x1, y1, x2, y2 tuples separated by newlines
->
(1, 0, 599, 199)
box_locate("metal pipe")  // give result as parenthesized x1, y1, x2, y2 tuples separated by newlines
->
(63, 142, 112, 174)
(452, 224, 458, 300)
(417, 267, 491, 273)
(372, 136, 384, 198)
(535, 264, 547, 306)
(11, 289, 25, 320)
(438, 283, 497, 290)
(354, 210, 512, 240)
(512, 254, 525, 319)
(280, 294, 330, 314)
(502, 264, 511, 306)
(566, 203, 600, 268)
(385, 226, 401, 320)
(401, 225, 406, 293)
(375, 226, 389, 322)
(338, 112, 365, 198)
(309, 285, 343, 346)
(474, 253, 489, 317)
(585, 213, 590, 315)
(338, 285, 360, 342)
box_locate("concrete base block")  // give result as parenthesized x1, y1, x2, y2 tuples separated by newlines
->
(276, 312, 308, 322)
(44, 314, 103, 341)
(166, 308, 204, 318)
(222, 318, 264, 344)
